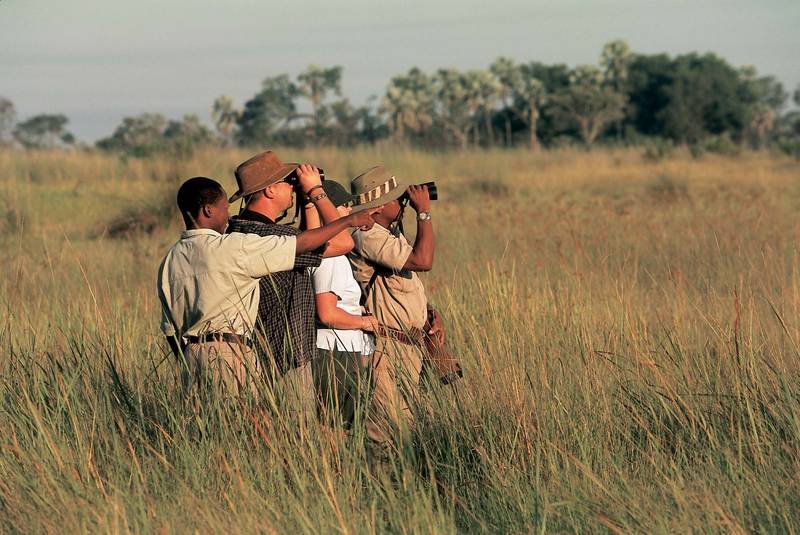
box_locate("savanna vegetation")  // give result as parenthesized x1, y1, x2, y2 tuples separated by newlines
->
(2, 40, 800, 160)
(2, 146, 800, 532)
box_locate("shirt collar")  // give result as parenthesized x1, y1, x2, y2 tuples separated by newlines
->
(236, 209, 275, 225)
(180, 228, 222, 239)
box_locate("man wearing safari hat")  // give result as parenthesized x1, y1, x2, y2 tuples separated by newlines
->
(226, 150, 360, 418)
(348, 166, 443, 448)
(157, 176, 377, 396)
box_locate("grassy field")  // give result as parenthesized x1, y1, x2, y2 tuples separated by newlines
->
(1, 146, 800, 533)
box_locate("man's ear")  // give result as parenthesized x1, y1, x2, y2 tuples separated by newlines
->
(263, 186, 276, 200)
(201, 203, 214, 218)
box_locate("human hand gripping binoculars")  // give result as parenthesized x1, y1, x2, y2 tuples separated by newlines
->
(283, 168, 327, 188)
(286, 168, 437, 202)
(413, 181, 438, 201)
(399, 181, 438, 202)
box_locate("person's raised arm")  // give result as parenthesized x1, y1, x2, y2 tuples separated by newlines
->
(402, 185, 435, 272)
(296, 208, 380, 254)
(297, 164, 354, 257)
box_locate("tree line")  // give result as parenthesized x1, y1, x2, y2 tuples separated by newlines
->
(2, 40, 799, 157)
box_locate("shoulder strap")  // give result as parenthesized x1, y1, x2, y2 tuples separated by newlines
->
(360, 267, 380, 307)
(359, 199, 408, 307)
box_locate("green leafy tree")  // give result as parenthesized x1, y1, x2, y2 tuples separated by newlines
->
(296, 65, 343, 141)
(550, 65, 624, 146)
(0, 97, 15, 145)
(97, 113, 213, 157)
(237, 75, 298, 146)
(664, 54, 756, 143)
(163, 114, 215, 157)
(211, 96, 240, 147)
(626, 53, 674, 137)
(96, 113, 168, 157)
(353, 97, 389, 145)
(329, 99, 360, 146)
(13, 114, 74, 149)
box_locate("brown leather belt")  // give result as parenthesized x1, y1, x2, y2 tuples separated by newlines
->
(185, 332, 250, 346)
(378, 326, 425, 346)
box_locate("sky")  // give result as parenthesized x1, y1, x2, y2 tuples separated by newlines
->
(1, 0, 798, 142)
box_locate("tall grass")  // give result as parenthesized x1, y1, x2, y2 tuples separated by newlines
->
(1, 147, 800, 532)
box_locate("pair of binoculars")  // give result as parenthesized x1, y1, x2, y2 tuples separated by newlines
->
(402, 181, 438, 202)
(286, 168, 436, 201)
(420, 181, 438, 201)
(284, 168, 327, 188)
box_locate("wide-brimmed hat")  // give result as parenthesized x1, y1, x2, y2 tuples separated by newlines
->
(322, 180, 354, 208)
(350, 166, 408, 211)
(229, 150, 298, 202)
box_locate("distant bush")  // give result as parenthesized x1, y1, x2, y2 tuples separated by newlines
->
(97, 114, 214, 159)
(642, 138, 675, 161)
(647, 173, 689, 202)
(0, 201, 26, 233)
(468, 179, 511, 198)
(776, 138, 800, 160)
(101, 191, 175, 239)
(702, 133, 740, 156)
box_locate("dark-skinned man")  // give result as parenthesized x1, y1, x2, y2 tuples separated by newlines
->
(225, 150, 359, 419)
(157, 176, 377, 396)
(347, 166, 444, 452)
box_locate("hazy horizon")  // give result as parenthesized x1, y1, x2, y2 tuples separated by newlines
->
(2, 0, 798, 142)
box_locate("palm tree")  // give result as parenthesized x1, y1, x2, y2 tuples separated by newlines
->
(296, 65, 343, 139)
(434, 69, 473, 149)
(490, 57, 521, 146)
(211, 95, 240, 147)
(599, 39, 632, 140)
(469, 70, 500, 146)
(381, 68, 434, 143)
(514, 65, 547, 151)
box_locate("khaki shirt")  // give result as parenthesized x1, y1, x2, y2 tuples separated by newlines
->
(349, 224, 427, 331)
(158, 228, 296, 341)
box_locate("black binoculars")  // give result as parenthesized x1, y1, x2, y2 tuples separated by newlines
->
(421, 181, 438, 201)
(284, 168, 327, 188)
(402, 181, 438, 202)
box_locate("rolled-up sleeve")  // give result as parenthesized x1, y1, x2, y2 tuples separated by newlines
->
(293, 245, 325, 269)
(353, 228, 412, 272)
(240, 233, 297, 277)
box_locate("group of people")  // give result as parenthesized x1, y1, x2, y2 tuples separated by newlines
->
(157, 150, 453, 453)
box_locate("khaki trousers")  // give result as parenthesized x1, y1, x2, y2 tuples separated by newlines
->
(365, 336, 424, 445)
(314, 348, 372, 430)
(262, 359, 316, 424)
(182, 341, 260, 396)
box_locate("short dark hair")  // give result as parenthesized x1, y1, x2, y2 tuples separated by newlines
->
(176, 177, 225, 224)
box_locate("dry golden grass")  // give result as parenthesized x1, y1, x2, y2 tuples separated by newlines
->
(1, 146, 799, 533)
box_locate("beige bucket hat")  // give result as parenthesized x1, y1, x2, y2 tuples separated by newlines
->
(229, 150, 299, 202)
(349, 166, 408, 211)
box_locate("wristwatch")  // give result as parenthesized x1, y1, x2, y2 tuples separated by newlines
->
(417, 211, 432, 221)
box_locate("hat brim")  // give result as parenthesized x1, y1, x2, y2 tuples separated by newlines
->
(350, 176, 410, 212)
(228, 163, 299, 203)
